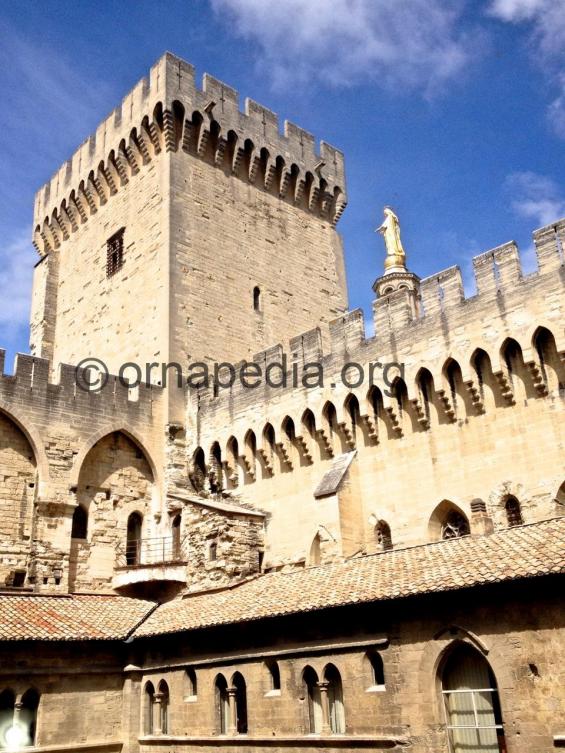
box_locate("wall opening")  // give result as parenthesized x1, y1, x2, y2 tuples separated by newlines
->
(441, 643, 505, 753)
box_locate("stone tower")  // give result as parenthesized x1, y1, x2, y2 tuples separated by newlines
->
(29, 52, 349, 420)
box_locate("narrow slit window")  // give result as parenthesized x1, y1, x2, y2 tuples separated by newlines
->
(107, 228, 125, 277)
(253, 286, 261, 312)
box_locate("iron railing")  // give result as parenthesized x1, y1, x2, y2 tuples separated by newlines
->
(115, 535, 188, 569)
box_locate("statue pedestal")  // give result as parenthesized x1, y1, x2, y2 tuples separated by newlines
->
(372, 269, 420, 298)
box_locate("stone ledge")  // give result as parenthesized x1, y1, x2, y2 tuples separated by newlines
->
(24, 742, 122, 752)
(139, 734, 409, 748)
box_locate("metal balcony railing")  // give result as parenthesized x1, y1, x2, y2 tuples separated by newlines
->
(115, 535, 188, 569)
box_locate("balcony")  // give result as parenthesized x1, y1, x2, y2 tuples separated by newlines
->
(112, 536, 188, 599)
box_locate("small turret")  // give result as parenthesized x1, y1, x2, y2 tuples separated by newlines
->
(372, 206, 420, 306)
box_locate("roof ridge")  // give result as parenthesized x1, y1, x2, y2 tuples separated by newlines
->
(251, 515, 565, 583)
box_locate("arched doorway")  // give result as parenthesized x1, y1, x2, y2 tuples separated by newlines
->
(172, 515, 181, 559)
(441, 643, 506, 752)
(126, 512, 143, 565)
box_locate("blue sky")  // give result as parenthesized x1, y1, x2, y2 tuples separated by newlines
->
(1, 0, 565, 369)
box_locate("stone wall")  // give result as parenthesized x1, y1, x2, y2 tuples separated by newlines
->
(2, 577, 561, 752)
(188, 226, 565, 567)
(30, 52, 348, 407)
(70, 432, 155, 591)
(0, 413, 37, 584)
(0, 352, 165, 592)
(130, 578, 565, 752)
(176, 496, 265, 592)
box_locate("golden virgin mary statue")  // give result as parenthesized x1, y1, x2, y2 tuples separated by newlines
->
(377, 206, 407, 273)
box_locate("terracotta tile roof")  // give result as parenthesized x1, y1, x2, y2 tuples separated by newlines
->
(135, 517, 565, 638)
(0, 593, 156, 642)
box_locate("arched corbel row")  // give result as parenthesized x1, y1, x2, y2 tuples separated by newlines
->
(191, 327, 563, 490)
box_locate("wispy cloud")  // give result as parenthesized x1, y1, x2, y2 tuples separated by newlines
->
(0, 25, 113, 357)
(505, 171, 565, 225)
(488, 0, 565, 138)
(0, 27, 113, 165)
(0, 231, 35, 333)
(209, 0, 479, 94)
(547, 74, 565, 138)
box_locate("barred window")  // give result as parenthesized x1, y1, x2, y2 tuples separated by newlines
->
(106, 228, 125, 277)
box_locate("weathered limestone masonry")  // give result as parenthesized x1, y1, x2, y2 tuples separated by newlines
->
(0, 351, 165, 591)
(30, 52, 348, 428)
(0, 51, 564, 753)
(189, 221, 565, 567)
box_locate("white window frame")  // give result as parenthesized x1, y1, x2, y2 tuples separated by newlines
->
(442, 686, 504, 752)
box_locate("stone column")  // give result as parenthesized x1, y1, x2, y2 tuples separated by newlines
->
(227, 686, 238, 736)
(317, 681, 331, 735)
(122, 664, 143, 753)
(153, 692, 163, 736)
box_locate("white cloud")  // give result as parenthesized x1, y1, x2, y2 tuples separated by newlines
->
(489, 0, 550, 23)
(489, 0, 565, 137)
(505, 171, 565, 225)
(209, 0, 478, 93)
(489, 0, 565, 57)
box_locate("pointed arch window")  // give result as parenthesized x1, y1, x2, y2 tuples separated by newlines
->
(185, 667, 197, 699)
(157, 681, 169, 735)
(0, 689, 15, 746)
(309, 534, 321, 566)
(266, 661, 281, 693)
(441, 643, 505, 753)
(20, 688, 40, 746)
(442, 510, 470, 540)
(325, 665, 345, 734)
(215, 675, 229, 735)
(302, 667, 322, 734)
(143, 682, 154, 735)
(366, 651, 385, 688)
(232, 672, 248, 734)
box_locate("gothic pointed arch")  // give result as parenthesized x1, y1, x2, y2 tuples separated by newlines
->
(429, 500, 470, 542)
(439, 642, 505, 752)
(0, 408, 38, 552)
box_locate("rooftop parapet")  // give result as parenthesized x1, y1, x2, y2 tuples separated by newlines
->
(0, 352, 161, 412)
(193, 217, 565, 404)
(33, 52, 347, 252)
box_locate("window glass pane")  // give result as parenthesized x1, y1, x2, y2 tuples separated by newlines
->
(443, 645, 504, 753)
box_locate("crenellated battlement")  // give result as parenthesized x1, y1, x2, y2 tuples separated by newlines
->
(192, 218, 565, 413)
(185, 219, 565, 518)
(0, 351, 161, 411)
(32, 52, 347, 254)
